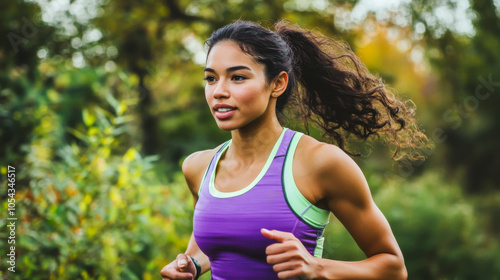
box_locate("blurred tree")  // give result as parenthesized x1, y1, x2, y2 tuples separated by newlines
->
(400, 0, 500, 193)
(0, 0, 57, 165)
(0, 0, 56, 78)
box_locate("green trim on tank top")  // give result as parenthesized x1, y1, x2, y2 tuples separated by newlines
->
(197, 141, 231, 197)
(313, 236, 325, 258)
(209, 128, 288, 198)
(282, 132, 331, 229)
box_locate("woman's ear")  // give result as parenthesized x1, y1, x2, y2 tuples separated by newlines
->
(271, 71, 288, 98)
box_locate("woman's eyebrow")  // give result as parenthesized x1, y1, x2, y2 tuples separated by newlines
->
(204, 65, 252, 73)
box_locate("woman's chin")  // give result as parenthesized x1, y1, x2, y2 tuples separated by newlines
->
(216, 122, 238, 131)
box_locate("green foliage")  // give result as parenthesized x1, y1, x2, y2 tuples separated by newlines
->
(0, 93, 195, 279)
(324, 172, 500, 279)
(378, 174, 500, 279)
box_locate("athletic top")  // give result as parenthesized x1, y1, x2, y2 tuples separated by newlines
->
(193, 128, 330, 280)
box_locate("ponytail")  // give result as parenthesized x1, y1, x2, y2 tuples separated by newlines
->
(274, 20, 427, 160)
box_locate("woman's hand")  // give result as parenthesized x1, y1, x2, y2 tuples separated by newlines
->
(262, 228, 321, 280)
(160, 254, 197, 280)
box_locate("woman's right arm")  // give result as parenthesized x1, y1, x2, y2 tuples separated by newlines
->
(160, 149, 216, 280)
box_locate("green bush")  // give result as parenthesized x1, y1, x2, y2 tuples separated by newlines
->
(0, 88, 194, 279)
(324, 171, 500, 280)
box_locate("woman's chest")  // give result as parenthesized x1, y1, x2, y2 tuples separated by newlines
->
(193, 187, 298, 258)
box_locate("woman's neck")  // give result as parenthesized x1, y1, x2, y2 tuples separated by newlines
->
(227, 119, 283, 165)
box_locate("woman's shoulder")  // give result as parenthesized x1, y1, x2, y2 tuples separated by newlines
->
(295, 133, 365, 195)
(295, 133, 350, 167)
(181, 142, 226, 196)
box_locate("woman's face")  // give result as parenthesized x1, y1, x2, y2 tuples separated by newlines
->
(204, 40, 275, 131)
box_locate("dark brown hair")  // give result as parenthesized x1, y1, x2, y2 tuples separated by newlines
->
(205, 19, 428, 161)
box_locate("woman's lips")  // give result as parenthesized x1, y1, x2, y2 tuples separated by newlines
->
(213, 104, 236, 120)
(215, 108, 236, 119)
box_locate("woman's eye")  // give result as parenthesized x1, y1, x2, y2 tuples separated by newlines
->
(203, 76, 216, 82)
(232, 75, 246, 81)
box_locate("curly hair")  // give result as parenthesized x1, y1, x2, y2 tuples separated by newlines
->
(205, 19, 428, 161)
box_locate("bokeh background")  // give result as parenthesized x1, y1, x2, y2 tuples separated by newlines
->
(1, 0, 500, 279)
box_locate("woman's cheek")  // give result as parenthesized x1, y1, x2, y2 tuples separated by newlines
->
(205, 87, 212, 102)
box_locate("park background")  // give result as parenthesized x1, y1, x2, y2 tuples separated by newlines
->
(1, 0, 500, 279)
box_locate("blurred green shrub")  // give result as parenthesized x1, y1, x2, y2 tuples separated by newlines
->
(324, 171, 500, 280)
(0, 89, 195, 279)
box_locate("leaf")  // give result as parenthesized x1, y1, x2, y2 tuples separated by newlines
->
(82, 108, 96, 127)
(66, 128, 89, 143)
(105, 91, 120, 114)
(124, 148, 139, 163)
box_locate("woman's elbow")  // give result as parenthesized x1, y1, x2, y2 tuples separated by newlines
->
(399, 264, 408, 280)
(394, 256, 408, 280)
(386, 254, 407, 280)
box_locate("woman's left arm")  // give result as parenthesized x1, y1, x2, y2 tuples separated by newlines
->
(263, 142, 407, 280)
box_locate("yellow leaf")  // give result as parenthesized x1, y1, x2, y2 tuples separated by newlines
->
(58, 263, 65, 276)
(88, 127, 99, 136)
(47, 89, 60, 103)
(82, 108, 96, 127)
(124, 148, 137, 163)
(117, 101, 127, 115)
(86, 226, 97, 238)
(110, 188, 122, 205)
(101, 137, 114, 146)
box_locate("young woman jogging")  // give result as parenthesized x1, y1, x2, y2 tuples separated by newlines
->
(161, 19, 425, 280)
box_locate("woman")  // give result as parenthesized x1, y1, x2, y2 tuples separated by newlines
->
(161, 19, 425, 280)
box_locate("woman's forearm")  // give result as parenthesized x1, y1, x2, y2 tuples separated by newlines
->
(184, 233, 211, 275)
(315, 253, 407, 280)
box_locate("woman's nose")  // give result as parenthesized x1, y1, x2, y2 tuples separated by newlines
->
(213, 80, 229, 99)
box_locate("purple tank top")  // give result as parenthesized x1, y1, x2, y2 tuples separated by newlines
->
(193, 128, 326, 280)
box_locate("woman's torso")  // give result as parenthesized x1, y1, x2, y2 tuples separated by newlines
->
(193, 128, 330, 280)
